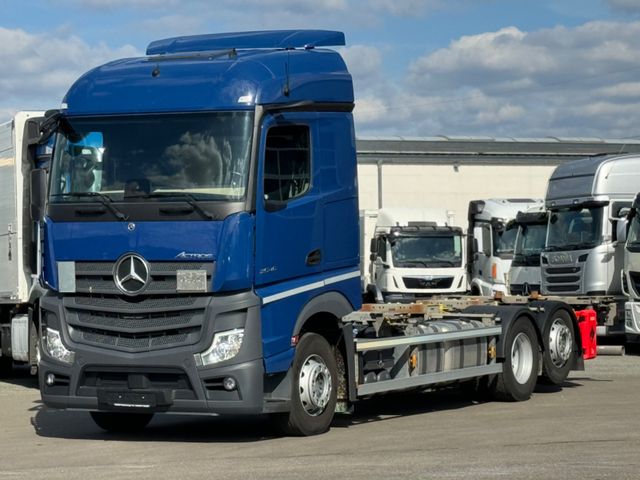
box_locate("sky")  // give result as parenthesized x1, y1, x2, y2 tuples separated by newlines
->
(2, 0, 640, 139)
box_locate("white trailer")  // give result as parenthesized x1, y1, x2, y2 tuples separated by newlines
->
(467, 198, 543, 296)
(361, 208, 467, 303)
(0, 111, 46, 375)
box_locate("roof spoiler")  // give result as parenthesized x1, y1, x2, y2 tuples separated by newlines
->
(147, 30, 345, 55)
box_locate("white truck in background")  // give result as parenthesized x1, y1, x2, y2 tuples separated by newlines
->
(623, 193, 640, 341)
(361, 208, 467, 303)
(509, 205, 548, 296)
(0, 111, 47, 375)
(542, 154, 639, 336)
(467, 198, 544, 296)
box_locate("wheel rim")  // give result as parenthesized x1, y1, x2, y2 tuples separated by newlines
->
(511, 332, 534, 384)
(548, 318, 572, 368)
(298, 354, 332, 416)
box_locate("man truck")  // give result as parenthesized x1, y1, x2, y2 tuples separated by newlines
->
(361, 208, 467, 303)
(0, 111, 47, 375)
(32, 30, 585, 436)
(467, 198, 543, 296)
(542, 154, 640, 336)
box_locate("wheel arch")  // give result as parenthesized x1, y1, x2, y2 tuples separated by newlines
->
(293, 291, 354, 344)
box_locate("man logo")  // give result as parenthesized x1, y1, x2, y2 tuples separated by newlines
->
(113, 254, 150, 296)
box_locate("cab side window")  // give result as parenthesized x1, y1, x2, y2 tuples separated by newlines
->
(264, 125, 310, 202)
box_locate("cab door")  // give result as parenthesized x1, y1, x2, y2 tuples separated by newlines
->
(254, 113, 322, 287)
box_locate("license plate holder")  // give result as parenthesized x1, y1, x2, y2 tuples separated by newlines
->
(97, 390, 159, 410)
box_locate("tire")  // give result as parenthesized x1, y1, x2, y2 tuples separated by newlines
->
(90, 412, 154, 432)
(273, 333, 338, 436)
(540, 310, 575, 385)
(491, 317, 540, 402)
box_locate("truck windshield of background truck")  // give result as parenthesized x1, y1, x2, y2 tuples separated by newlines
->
(390, 233, 462, 268)
(626, 213, 640, 252)
(546, 206, 603, 251)
(492, 222, 518, 259)
(512, 223, 546, 267)
(49, 112, 253, 203)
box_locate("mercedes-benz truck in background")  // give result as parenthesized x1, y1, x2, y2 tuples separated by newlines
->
(509, 206, 548, 296)
(361, 208, 467, 302)
(468, 199, 543, 296)
(32, 30, 586, 436)
(542, 155, 640, 336)
(0, 111, 47, 375)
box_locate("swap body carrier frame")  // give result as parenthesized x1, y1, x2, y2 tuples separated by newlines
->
(33, 30, 584, 436)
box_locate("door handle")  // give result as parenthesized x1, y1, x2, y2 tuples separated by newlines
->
(306, 249, 322, 266)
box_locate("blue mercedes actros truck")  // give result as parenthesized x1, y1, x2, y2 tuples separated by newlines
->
(31, 30, 585, 436)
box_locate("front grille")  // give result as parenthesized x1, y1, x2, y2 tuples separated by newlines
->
(64, 293, 209, 353)
(403, 276, 454, 289)
(510, 284, 541, 295)
(543, 265, 582, 294)
(74, 261, 214, 295)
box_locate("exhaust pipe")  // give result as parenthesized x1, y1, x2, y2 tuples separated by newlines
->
(596, 345, 625, 356)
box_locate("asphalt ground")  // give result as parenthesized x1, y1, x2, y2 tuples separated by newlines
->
(2, 351, 640, 480)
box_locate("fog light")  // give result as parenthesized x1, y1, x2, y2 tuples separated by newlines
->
(223, 377, 237, 391)
(195, 328, 244, 367)
(46, 373, 56, 386)
(43, 327, 75, 365)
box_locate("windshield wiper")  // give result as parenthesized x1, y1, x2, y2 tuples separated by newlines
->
(52, 192, 128, 221)
(139, 192, 216, 220)
(554, 242, 597, 251)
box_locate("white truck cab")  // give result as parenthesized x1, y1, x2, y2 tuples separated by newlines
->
(467, 198, 543, 296)
(362, 208, 467, 303)
(509, 205, 547, 295)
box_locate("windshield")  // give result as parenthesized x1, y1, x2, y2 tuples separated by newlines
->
(513, 223, 546, 266)
(49, 112, 254, 202)
(390, 234, 463, 268)
(492, 223, 518, 259)
(627, 213, 640, 249)
(546, 206, 603, 250)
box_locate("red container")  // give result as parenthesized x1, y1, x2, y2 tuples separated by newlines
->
(575, 308, 597, 360)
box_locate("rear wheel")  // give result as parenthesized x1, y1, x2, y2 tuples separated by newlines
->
(90, 412, 154, 432)
(491, 317, 540, 401)
(541, 310, 575, 384)
(273, 333, 337, 436)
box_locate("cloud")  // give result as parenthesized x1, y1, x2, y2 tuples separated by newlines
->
(352, 21, 640, 138)
(0, 27, 139, 117)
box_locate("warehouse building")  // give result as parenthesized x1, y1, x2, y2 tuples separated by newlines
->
(356, 136, 640, 226)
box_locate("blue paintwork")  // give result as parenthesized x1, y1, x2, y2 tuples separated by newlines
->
(256, 267, 361, 372)
(63, 32, 352, 116)
(42, 212, 254, 293)
(147, 30, 345, 55)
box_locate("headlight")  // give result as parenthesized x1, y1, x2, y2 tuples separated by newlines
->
(195, 328, 244, 367)
(43, 327, 75, 364)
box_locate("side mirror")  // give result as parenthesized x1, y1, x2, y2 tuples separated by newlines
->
(369, 238, 377, 254)
(30, 169, 47, 222)
(472, 238, 479, 254)
(616, 218, 628, 244)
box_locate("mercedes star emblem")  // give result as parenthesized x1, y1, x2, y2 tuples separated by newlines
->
(113, 254, 150, 296)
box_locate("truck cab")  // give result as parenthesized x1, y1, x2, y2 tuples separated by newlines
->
(624, 193, 640, 339)
(362, 208, 466, 302)
(468, 198, 543, 296)
(509, 206, 547, 296)
(542, 155, 638, 299)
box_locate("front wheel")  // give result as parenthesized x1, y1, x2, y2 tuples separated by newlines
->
(90, 411, 154, 432)
(491, 317, 540, 402)
(541, 310, 575, 385)
(273, 333, 338, 436)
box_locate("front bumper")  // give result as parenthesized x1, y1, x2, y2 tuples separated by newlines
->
(39, 290, 268, 415)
